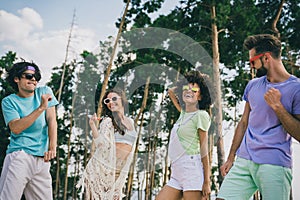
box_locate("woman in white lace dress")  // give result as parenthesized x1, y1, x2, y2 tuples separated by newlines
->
(77, 88, 137, 200)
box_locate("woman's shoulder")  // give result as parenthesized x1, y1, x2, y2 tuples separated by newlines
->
(126, 117, 136, 130)
(101, 116, 112, 122)
(100, 117, 113, 127)
(196, 110, 210, 119)
(127, 117, 135, 125)
(125, 117, 137, 134)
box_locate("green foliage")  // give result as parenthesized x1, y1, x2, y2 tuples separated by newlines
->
(120, 0, 300, 196)
(1, 0, 300, 199)
(0, 52, 17, 173)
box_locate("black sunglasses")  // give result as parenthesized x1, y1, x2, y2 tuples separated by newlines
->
(21, 73, 41, 81)
(103, 96, 121, 104)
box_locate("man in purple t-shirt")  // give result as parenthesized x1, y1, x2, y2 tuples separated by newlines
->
(217, 34, 300, 200)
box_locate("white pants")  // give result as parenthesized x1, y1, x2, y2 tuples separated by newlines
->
(0, 150, 53, 200)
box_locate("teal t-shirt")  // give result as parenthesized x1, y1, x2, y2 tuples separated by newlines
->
(1, 86, 59, 156)
(177, 110, 211, 155)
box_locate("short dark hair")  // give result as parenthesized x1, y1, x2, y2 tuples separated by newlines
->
(176, 70, 212, 113)
(243, 34, 282, 59)
(7, 61, 41, 91)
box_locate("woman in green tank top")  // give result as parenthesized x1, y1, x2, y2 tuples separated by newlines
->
(156, 70, 213, 200)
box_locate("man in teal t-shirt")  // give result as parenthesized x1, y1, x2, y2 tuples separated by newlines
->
(0, 61, 59, 200)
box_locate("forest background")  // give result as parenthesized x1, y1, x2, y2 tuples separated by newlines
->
(0, 0, 300, 199)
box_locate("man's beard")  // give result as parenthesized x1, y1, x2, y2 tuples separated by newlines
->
(256, 63, 267, 77)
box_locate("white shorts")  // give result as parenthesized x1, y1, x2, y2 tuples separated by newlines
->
(167, 154, 204, 192)
(0, 150, 53, 200)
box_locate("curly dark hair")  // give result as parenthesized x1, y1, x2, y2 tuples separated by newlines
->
(175, 70, 212, 114)
(7, 61, 41, 92)
(102, 88, 129, 135)
(243, 34, 281, 59)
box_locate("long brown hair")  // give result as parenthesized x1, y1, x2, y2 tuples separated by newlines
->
(102, 88, 128, 135)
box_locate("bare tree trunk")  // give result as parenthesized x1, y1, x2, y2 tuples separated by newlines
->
(127, 77, 150, 199)
(249, 2, 288, 198)
(72, 144, 80, 200)
(210, 3, 225, 185)
(135, 77, 150, 124)
(271, 2, 294, 199)
(126, 115, 143, 199)
(63, 63, 80, 200)
(63, 118, 73, 199)
(271, 0, 285, 39)
(253, 191, 259, 199)
(149, 144, 156, 198)
(89, 0, 131, 159)
(54, 10, 76, 199)
(265, 2, 293, 199)
(162, 66, 181, 185)
(163, 126, 172, 186)
(149, 89, 166, 199)
(144, 111, 154, 200)
(96, 0, 131, 119)
(63, 129, 72, 200)
(141, 165, 147, 199)
(84, 109, 89, 168)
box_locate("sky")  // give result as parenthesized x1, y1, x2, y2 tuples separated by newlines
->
(0, 1, 300, 199)
(0, 0, 178, 84)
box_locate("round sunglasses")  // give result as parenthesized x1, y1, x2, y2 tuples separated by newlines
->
(21, 73, 41, 81)
(103, 96, 121, 104)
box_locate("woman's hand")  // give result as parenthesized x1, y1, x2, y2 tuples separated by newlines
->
(89, 113, 99, 124)
(168, 86, 181, 112)
(89, 113, 100, 138)
(201, 181, 211, 199)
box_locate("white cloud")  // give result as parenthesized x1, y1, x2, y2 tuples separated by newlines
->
(18, 7, 43, 29)
(12, 27, 98, 85)
(0, 8, 99, 84)
(0, 8, 42, 41)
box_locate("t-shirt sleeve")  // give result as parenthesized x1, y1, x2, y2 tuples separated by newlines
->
(292, 87, 300, 115)
(197, 111, 211, 132)
(43, 86, 59, 107)
(1, 98, 19, 126)
(242, 81, 252, 102)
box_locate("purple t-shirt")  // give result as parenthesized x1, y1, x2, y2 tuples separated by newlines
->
(237, 75, 300, 168)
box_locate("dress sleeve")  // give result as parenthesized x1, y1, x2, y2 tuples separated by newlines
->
(94, 117, 114, 147)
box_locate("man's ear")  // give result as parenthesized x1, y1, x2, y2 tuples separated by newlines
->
(14, 77, 20, 83)
(265, 52, 272, 61)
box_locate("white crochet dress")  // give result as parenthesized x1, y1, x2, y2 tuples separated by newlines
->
(77, 117, 136, 200)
